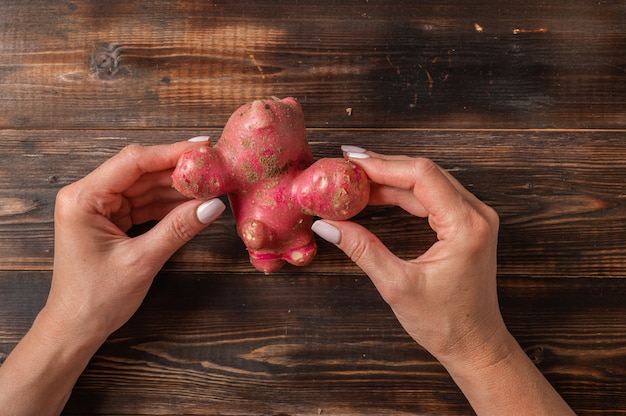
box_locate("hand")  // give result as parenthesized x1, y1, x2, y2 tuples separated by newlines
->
(0, 140, 227, 416)
(314, 150, 502, 362)
(313, 148, 575, 415)
(46, 141, 226, 341)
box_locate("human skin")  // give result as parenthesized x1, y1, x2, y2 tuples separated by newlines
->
(0, 140, 225, 416)
(0, 142, 574, 416)
(312, 148, 576, 416)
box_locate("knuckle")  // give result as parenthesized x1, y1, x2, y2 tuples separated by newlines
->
(54, 183, 81, 220)
(476, 203, 500, 236)
(484, 205, 500, 232)
(55, 183, 74, 205)
(411, 157, 438, 177)
(117, 144, 149, 177)
(345, 234, 372, 265)
(464, 207, 499, 252)
(119, 143, 145, 159)
(473, 214, 492, 240)
(168, 214, 196, 244)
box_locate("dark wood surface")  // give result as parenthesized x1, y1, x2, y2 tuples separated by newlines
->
(1, 1, 625, 415)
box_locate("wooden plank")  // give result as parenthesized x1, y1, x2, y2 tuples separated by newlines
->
(1, 2, 624, 415)
(1, 271, 625, 414)
(2, 129, 626, 278)
(0, 0, 624, 129)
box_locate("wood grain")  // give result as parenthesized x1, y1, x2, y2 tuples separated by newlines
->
(2, 0, 626, 414)
(1, 272, 624, 415)
(2, 129, 626, 279)
(0, 0, 624, 129)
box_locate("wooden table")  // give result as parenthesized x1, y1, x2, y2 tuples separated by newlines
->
(1, 1, 625, 414)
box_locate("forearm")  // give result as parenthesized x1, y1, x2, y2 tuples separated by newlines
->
(0, 306, 106, 416)
(441, 329, 575, 416)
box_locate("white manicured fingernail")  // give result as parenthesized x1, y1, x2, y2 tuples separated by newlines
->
(312, 220, 342, 245)
(188, 136, 210, 142)
(346, 151, 370, 159)
(197, 199, 226, 224)
(341, 145, 367, 153)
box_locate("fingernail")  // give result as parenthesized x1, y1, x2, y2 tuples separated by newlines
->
(346, 151, 370, 159)
(197, 198, 226, 224)
(341, 145, 367, 153)
(312, 220, 342, 245)
(188, 136, 210, 142)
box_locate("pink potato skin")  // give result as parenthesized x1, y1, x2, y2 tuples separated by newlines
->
(171, 97, 369, 273)
(295, 158, 370, 221)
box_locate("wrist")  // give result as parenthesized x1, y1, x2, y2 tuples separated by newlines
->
(415, 306, 515, 387)
(434, 325, 574, 415)
(438, 325, 517, 379)
(0, 305, 109, 415)
(436, 318, 515, 376)
(34, 304, 109, 358)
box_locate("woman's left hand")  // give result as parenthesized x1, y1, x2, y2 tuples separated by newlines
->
(47, 141, 225, 340)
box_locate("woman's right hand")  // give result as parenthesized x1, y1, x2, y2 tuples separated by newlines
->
(314, 150, 503, 363)
(312, 148, 575, 415)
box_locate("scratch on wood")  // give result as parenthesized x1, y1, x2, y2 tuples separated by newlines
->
(513, 27, 548, 34)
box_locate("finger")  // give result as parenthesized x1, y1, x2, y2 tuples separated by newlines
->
(110, 176, 188, 230)
(361, 151, 413, 162)
(352, 156, 489, 244)
(341, 146, 410, 162)
(122, 169, 178, 199)
(135, 198, 226, 263)
(129, 199, 188, 226)
(368, 183, 429, 217)
(312, 219, 410, 291)
(344, 150, 453, 217)
(343, 148, 479, 207)
(434, 166, 491, 214)
(127, 186, 188, 213)
(351, 156, 465, 222)
(109, 196, 133, 231)
(84, 141, 205, 194)
(368, 165, 488, 218)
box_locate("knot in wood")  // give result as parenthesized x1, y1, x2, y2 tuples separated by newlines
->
(92, 44, 127, 79)
(527, 345, 545, 364)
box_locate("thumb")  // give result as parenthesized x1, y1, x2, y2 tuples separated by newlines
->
(312, 219, 407, 285)
(138, 198, 226, 262)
